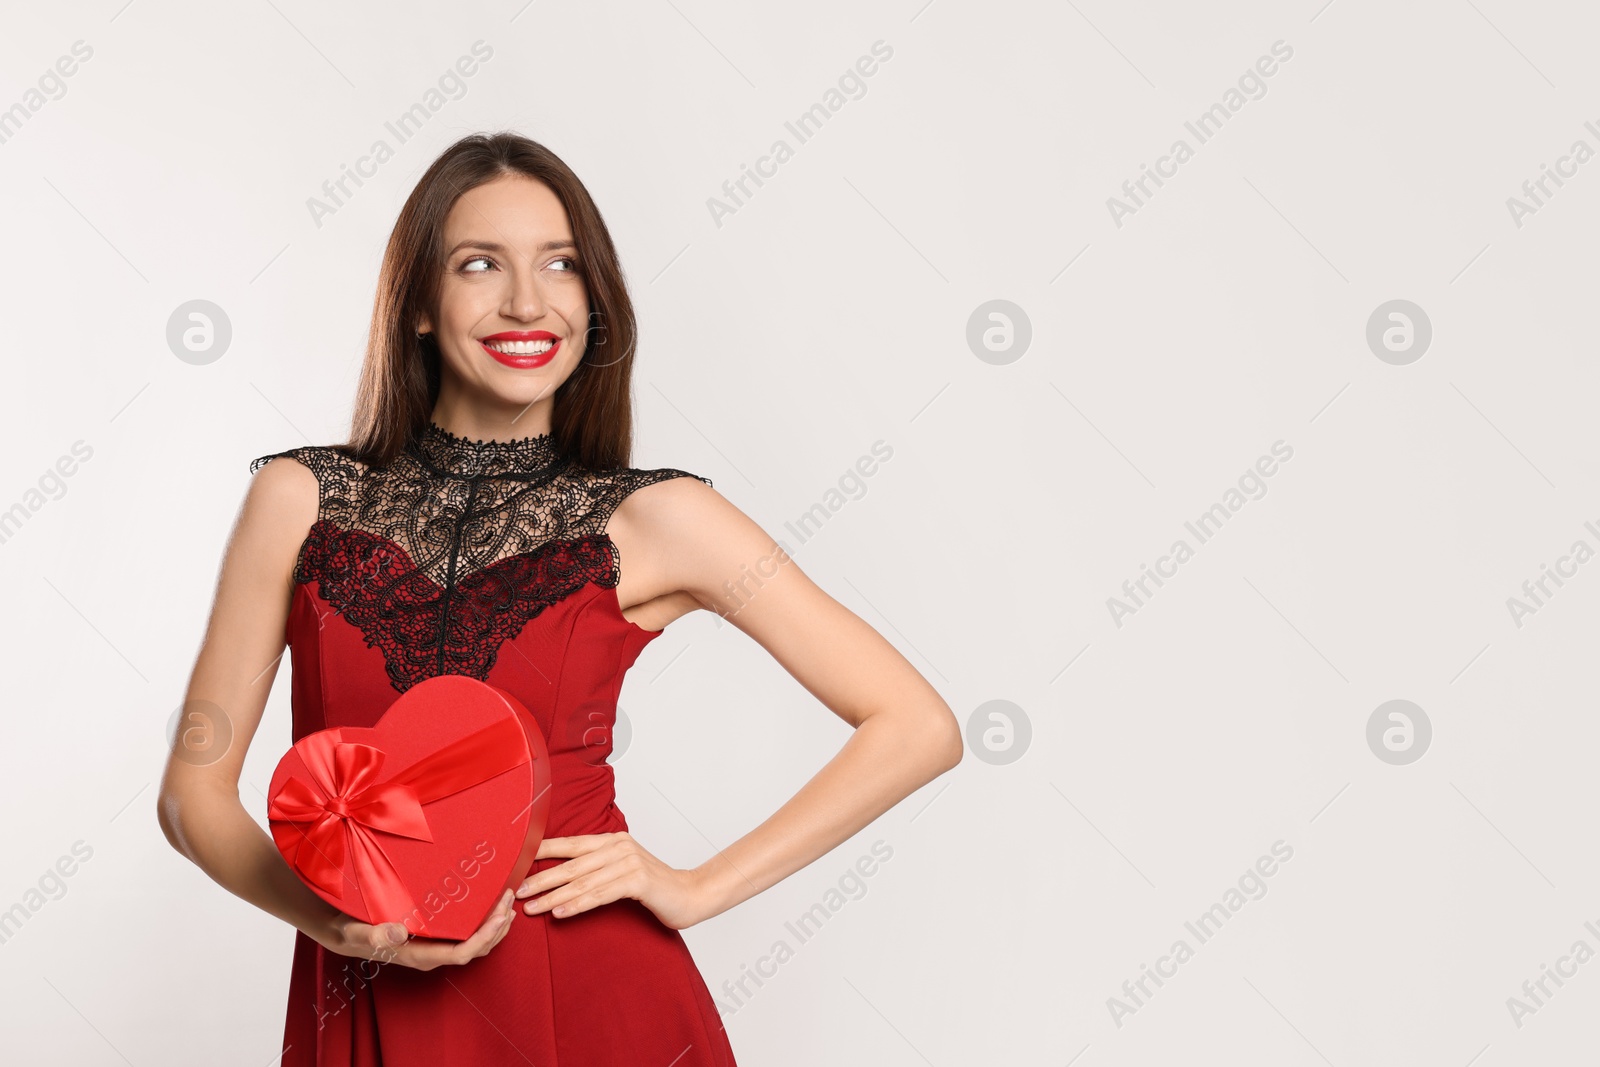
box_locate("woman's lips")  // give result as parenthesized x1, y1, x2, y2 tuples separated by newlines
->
(479, 338, 559, 369)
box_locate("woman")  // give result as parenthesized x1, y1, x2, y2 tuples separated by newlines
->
(156, 130, 962, 1065)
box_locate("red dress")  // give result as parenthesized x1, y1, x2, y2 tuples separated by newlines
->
(250, 420, 738, 1067)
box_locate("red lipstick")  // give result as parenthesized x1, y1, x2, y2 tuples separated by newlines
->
(478, 330, 560, 369)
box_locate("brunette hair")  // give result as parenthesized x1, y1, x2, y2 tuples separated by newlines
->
(344, 130, 641, 470)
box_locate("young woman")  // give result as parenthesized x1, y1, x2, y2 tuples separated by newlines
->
(156, 131, 962, 1066)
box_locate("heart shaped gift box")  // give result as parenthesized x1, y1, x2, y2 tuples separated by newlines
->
(267, 675, 551, 941)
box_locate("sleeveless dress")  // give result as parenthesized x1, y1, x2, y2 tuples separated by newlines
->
(249, 420, 739, 1067)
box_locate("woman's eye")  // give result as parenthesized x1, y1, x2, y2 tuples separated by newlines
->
(457, 254, 575, 275)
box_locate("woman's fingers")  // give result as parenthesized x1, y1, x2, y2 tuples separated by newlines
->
(530, 867, 636, 918)
(519, 834, 636, 907)
(435, 889, 516, 965)
(518, 853, 607, 907)
(352, 889, 517, 971)
(489, 905, 515, 948)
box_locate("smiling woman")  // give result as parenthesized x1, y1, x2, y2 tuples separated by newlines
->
(157, 130, 962, 1067)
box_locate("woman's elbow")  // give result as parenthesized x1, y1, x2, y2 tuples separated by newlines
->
(933, 719, 964, 774)
(154, 780, 210, 861)
(915, 706, 964, 777)
(155, 789, 184, 855)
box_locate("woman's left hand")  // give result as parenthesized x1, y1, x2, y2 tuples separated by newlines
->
(515, 832, 710, 930)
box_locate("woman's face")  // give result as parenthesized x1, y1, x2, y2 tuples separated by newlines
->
(419, 173, 589, 425)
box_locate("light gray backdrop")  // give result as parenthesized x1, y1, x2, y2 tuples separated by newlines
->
(2, 0, 1596, 1063)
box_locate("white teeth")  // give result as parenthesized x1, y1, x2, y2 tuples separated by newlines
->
(484, 339, 555, 355)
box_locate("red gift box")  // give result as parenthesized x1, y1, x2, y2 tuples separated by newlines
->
(266, 675, 551, 941)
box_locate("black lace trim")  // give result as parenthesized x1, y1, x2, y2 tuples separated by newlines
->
(409, 420, 567, 481)
(249, 433, 711, 693)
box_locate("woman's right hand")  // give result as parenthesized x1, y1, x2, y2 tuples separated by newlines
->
(312, 888, 518, 971)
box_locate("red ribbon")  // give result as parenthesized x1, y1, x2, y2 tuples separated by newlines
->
(268, 714, 529, 931)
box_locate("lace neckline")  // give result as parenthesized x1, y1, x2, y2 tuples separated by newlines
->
(410, 419, 567, 480)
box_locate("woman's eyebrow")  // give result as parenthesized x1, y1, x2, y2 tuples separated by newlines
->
(446, 238, 577, 256)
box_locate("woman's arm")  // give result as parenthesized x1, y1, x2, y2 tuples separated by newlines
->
(155, 455, 343, 938)
(607, 476, 964, 924)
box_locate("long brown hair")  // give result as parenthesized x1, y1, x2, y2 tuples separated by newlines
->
(344, 130, 641, 470)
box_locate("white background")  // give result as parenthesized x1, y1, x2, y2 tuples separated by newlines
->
(2, 0, 1598, 1064)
